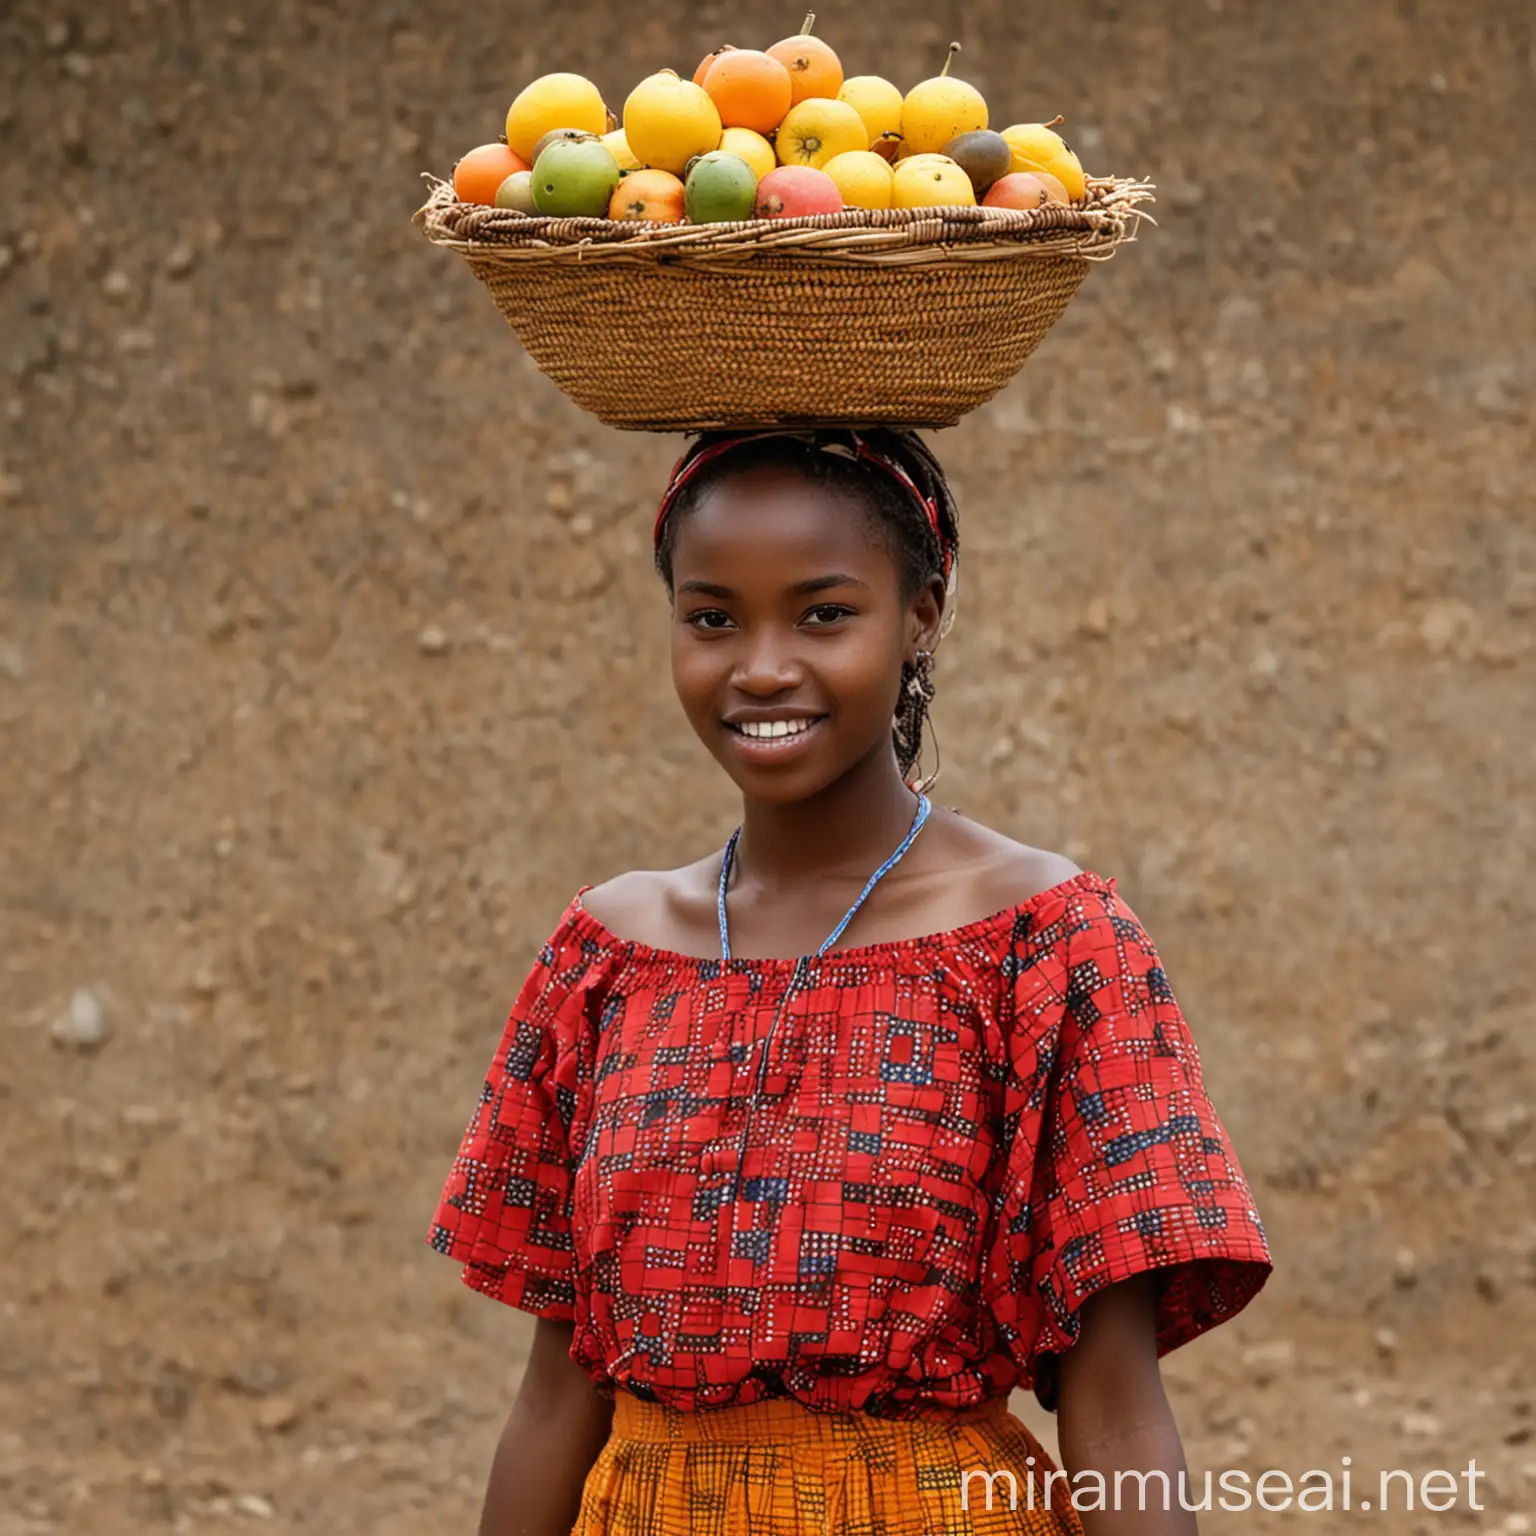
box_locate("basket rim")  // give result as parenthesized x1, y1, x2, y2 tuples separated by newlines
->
(414, 173, 1156, 265)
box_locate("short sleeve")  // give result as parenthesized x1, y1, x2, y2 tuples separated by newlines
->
(427, 900, 606, 1321)
(983, 876, 1272, 1411)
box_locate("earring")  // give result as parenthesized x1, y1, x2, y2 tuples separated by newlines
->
(907, 649, 933, 696)
(905, 649, 942, 793)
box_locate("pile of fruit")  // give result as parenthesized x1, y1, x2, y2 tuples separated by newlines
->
(451, 14, 1090, 225)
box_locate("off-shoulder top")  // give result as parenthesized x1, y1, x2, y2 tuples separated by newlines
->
(428, 870, 1272, 1418)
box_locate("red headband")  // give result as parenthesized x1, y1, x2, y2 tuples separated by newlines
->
(654, 429, 955, 583)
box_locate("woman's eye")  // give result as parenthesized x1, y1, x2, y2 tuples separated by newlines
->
(684, 605, 851, 631)
(804, 604, 854, 626)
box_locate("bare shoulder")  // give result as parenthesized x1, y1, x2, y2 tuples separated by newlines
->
(928, 807, 1083, 915)
(578, 856, 718, 949)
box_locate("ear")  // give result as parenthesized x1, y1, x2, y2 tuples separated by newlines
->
(906, 573, 947, 658)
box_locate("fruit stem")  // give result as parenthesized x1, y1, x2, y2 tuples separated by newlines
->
(940, 41, 961, 77)
(800, 11, 816, 35)
(1044, 114, 1065, 129)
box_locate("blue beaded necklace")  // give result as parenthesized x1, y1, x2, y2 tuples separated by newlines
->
(716, 792, 931, 961)
(712, 791, 932, 1201)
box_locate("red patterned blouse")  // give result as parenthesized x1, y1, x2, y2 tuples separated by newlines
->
(429, 870, 1271, 1418)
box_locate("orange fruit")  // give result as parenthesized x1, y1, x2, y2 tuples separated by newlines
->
(608, 168, 686, 223)
(453, 142, 531, 206)
(701, 49, 793, 136)
(766, 25, 843, 106)
(692, 43, 736, 86)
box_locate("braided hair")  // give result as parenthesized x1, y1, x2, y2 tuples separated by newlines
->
(654, 429, 961, 788)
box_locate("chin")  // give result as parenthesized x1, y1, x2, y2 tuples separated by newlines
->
(712, 756, 825, 804)
(712, 737, 886, 810)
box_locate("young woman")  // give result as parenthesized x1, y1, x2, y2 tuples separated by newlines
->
(429, 428, 1273, 1536)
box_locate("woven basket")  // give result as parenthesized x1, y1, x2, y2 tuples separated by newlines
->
(414, 174, 1153, 432)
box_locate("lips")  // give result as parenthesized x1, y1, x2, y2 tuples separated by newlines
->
(721, 714, 828, 761)
(729, 718, 819, 740)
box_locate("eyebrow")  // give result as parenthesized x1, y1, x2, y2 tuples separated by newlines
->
(676, 573, 870, 599)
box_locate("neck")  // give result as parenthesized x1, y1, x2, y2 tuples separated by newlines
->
(730, 751, 920, 889)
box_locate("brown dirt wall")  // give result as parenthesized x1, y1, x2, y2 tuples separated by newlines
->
(0, 0, 1532, 1530)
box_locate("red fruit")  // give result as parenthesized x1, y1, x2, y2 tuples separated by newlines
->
(982, 171, 1070, 210)
(755, 165, 842, 219)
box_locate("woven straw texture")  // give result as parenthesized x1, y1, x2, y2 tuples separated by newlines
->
(415, 175, 1153, 432)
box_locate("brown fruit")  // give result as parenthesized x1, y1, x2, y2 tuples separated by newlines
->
(941, 129, 1011, 195)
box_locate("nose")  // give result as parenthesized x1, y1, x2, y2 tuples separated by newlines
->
(732, 627, 803, 696)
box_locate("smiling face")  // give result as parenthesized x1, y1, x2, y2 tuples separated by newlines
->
(668, 461, 944, 804)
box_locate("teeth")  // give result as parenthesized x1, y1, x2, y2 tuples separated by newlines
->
(737, 719, 814, 739)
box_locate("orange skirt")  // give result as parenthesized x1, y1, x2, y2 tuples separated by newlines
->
(573, 1394, 1085, 1536)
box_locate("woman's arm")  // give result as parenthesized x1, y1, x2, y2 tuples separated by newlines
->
(477, 1318, 614, 1536)
(1056, 1273, 1198, 1535)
